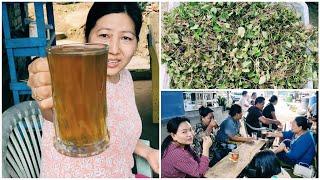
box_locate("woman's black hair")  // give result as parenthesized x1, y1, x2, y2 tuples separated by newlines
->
(229, 104, 242, 117)
(199, 106, 213, 118)
(84, 2, 142, 42)
(269, 95, 278, 103)
(246, 150, 281, 178)
(294, 116, 310, 130)
(161, 117, 190, 158)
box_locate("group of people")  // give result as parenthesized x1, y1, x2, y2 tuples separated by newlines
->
(239, 91, 256, 112)
(161, 94, 317, 178)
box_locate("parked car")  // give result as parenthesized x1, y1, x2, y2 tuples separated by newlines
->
(231, 92, 242, 103)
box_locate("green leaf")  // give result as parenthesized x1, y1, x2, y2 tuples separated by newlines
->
(285, 41, 292, 48)
(211, 7, 218, 14)
(213, 24, 222, 32)
(259, 75, 266, 84)
(237, 27, 246, 38)
(248, 72, 256, 78)
(262, 31, 268, 39)
(242, 68, 250, 72)
(191, 24, 199, 30)
(242, 61, 252, 68)
(166, 56, 172, 61)
(219, 11, 229, 22)
(253, 77, 259, 84)
(224, 23, 231, 29)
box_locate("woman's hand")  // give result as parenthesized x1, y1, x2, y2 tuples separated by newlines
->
(208, 119, 218, 129)
(205, 119, 218, 135)
(245, 137, 254, 143)
(266, 131, 283, 138)
(274, 142, 286, 153)
(145, 148, 159, 174)
(134, 140, 159, 175)
(201, 136, 212, 157)
(27, 57, 54, 121)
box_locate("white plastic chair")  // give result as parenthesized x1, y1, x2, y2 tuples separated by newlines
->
(2, 101, 152, 178)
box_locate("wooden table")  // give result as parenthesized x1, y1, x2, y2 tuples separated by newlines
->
(205, 139, 266, 178)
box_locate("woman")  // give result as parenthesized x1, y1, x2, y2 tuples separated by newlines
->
(161, 117, 212, 178)
(262, 95, 279, 130)
(27, 2, 158, 178)
(244, 150, 289, 178)
(267, 116, 316, 166)
(192, 106, 218, 161)
(250, 92, 257, 106)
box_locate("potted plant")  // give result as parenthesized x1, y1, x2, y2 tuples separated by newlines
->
(217, 96, 227, 111)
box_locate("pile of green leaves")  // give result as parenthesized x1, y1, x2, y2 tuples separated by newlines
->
(162, 2, 318, 89)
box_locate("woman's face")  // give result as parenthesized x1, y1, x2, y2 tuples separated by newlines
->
(171, 121, 194, 145)
(273, 100, 278, 105)
(202, 112, 214, 126)
(291, 120, 302, 134)
(88, 13, 137, 78)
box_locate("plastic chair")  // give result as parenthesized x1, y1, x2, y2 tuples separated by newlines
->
(2, 101, 152, 178)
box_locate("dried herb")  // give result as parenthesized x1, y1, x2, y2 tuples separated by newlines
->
(162, 2, 318, 89)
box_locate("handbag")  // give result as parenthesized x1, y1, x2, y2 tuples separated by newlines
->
(293, 162, 315, 178)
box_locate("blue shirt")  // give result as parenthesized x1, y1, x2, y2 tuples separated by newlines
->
(282, 130, 316, 166)
(216, 116, 240, 143)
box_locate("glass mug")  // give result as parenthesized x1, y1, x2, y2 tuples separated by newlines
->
(261, 130, 267, 139)
(251, 132, 258, 140)
(47, 43, 109, 157)
(230, 149, 239, 162)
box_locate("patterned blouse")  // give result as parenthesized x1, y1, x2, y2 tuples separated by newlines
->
(161, 143, 209, 178)
(40, 69, 142, 178)
(191, 123, 215, 161)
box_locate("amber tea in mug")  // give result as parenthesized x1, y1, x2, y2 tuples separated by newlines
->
(47, 43, 109, 157)
(231, 150, 239, 162)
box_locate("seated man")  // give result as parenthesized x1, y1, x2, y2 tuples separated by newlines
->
(216, 104, 253, 144)
(246, 97, 281, 137)
(211, 104, 254, 166)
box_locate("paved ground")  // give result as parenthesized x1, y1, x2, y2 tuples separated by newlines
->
(274, 98, 303, 131)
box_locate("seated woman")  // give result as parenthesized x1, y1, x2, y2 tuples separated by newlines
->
(161, 117, 212, 178)
(192, 106, 218, 166)
(244, 150, 289, 178)
(267, 116, 316, 166)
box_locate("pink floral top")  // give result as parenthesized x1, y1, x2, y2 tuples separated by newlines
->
(40, 69, 142, 178)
